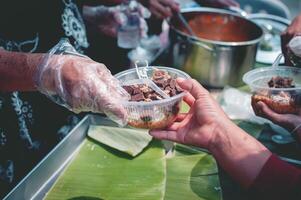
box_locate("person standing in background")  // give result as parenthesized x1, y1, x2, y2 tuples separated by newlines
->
(0, 0, 132, 197)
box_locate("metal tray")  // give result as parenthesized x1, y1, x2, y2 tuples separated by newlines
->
(4, 114, 115, 200)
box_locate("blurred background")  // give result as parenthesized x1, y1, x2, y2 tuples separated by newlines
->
(179, 0, 301, 19)
(280, 0, 301, 18)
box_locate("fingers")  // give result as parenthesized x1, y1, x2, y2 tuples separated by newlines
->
(281, 15, 301, 65)
(175, 113, 187, 122)
(149, 130, 179, 142)
(160, 0, 180, 13)
(150, 8, 164, 19)
(255, 101, 284, 124)
(254, 101, 301, 131)
(149, 0, 180, 19)
(151, 1, 172, 19)
(183, 92, 195, 107)
(177, 78, 209, 100)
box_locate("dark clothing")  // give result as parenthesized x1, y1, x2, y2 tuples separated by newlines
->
(0, 0, 88, 197)
(250, 154, 301, 200)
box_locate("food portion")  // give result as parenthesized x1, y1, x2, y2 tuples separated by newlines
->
(122, 69, 183, 129)
(267, 76, 295, 88)
(122, 69, 183, 102)
(251, 76, 300, 114)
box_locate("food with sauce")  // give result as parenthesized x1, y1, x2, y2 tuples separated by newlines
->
(251, 76, 300, 114)
(122, 69, 183, 129)
(175, 12, 260, 42)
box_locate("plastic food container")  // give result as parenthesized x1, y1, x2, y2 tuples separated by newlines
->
(243, 66, 301, 114)
(115, 66, 191, 129)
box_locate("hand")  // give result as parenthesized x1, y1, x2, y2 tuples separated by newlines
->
(83, 3, 151, 38)
(150, 78, 231, 149)
(200, 0, 239, 8)
(281, 14, 301, 65)
(140, 0, 180, 19)
(151, 78, 272, 188)
(253, 101, 301, 133)
(36, 40, 129, 125)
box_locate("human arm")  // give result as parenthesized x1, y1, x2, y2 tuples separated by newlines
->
(0, 49, 43, 92)
(281, 14, 301, 65)
(252, 101, 301, 143)
(139, 0, 179, 19)
(83, 1, 150, 37)
(150, 78, 271, 188)
(0, 42, 128, 124)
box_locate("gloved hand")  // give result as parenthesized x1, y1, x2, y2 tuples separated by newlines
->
(83, 2, 151, 38)
(35, 39, 129, 125)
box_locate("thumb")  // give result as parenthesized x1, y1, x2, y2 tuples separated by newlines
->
(256, 101, 285, 124)
(177, 78, 209, 100)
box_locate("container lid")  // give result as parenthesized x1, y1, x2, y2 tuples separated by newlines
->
(249, 13, 290, 64)
(243, 66, 301, 91)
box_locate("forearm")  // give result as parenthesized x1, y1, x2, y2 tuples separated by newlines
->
(209, 120, 272, 188)
(0, 50, 43, 92)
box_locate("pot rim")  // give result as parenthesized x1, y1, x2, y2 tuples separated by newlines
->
(170, 7, 264, 46)
(248, 13, 291, 26)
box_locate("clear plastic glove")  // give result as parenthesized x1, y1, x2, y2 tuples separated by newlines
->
(35, 39, 129, 125)
(83, 2, 151, 38)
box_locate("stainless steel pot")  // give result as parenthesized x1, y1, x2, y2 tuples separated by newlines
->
(169, 8, 263, 88)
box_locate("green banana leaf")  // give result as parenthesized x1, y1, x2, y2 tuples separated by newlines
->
(174, 144, 210, 156)
(234, 120, 265, 139)
(165, 153, 221, 200)
(46, 125, 222, 200)
(88, 126, 152, 157)
(45, 139, 166, 200)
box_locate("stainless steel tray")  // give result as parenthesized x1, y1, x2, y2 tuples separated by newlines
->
(4, 114, 115, 200)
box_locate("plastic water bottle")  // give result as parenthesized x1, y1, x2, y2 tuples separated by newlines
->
(117, 1, 141, 49)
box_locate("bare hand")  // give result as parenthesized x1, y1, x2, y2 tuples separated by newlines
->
(149, 78, 230, 149)
(281, 14, 301, 65)
(140, 0, 180, 19)
(253, 101, 301, 132)
(83, 4, 150, 38)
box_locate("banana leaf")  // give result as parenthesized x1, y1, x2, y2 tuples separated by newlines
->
(165, 153, 221, 200)
(46, 125, 222, 200)
(45, 139, 166, 200)
(234, 120, 265, 139)
(174, 144, 210, 156)
(88, 126, 152, 156)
